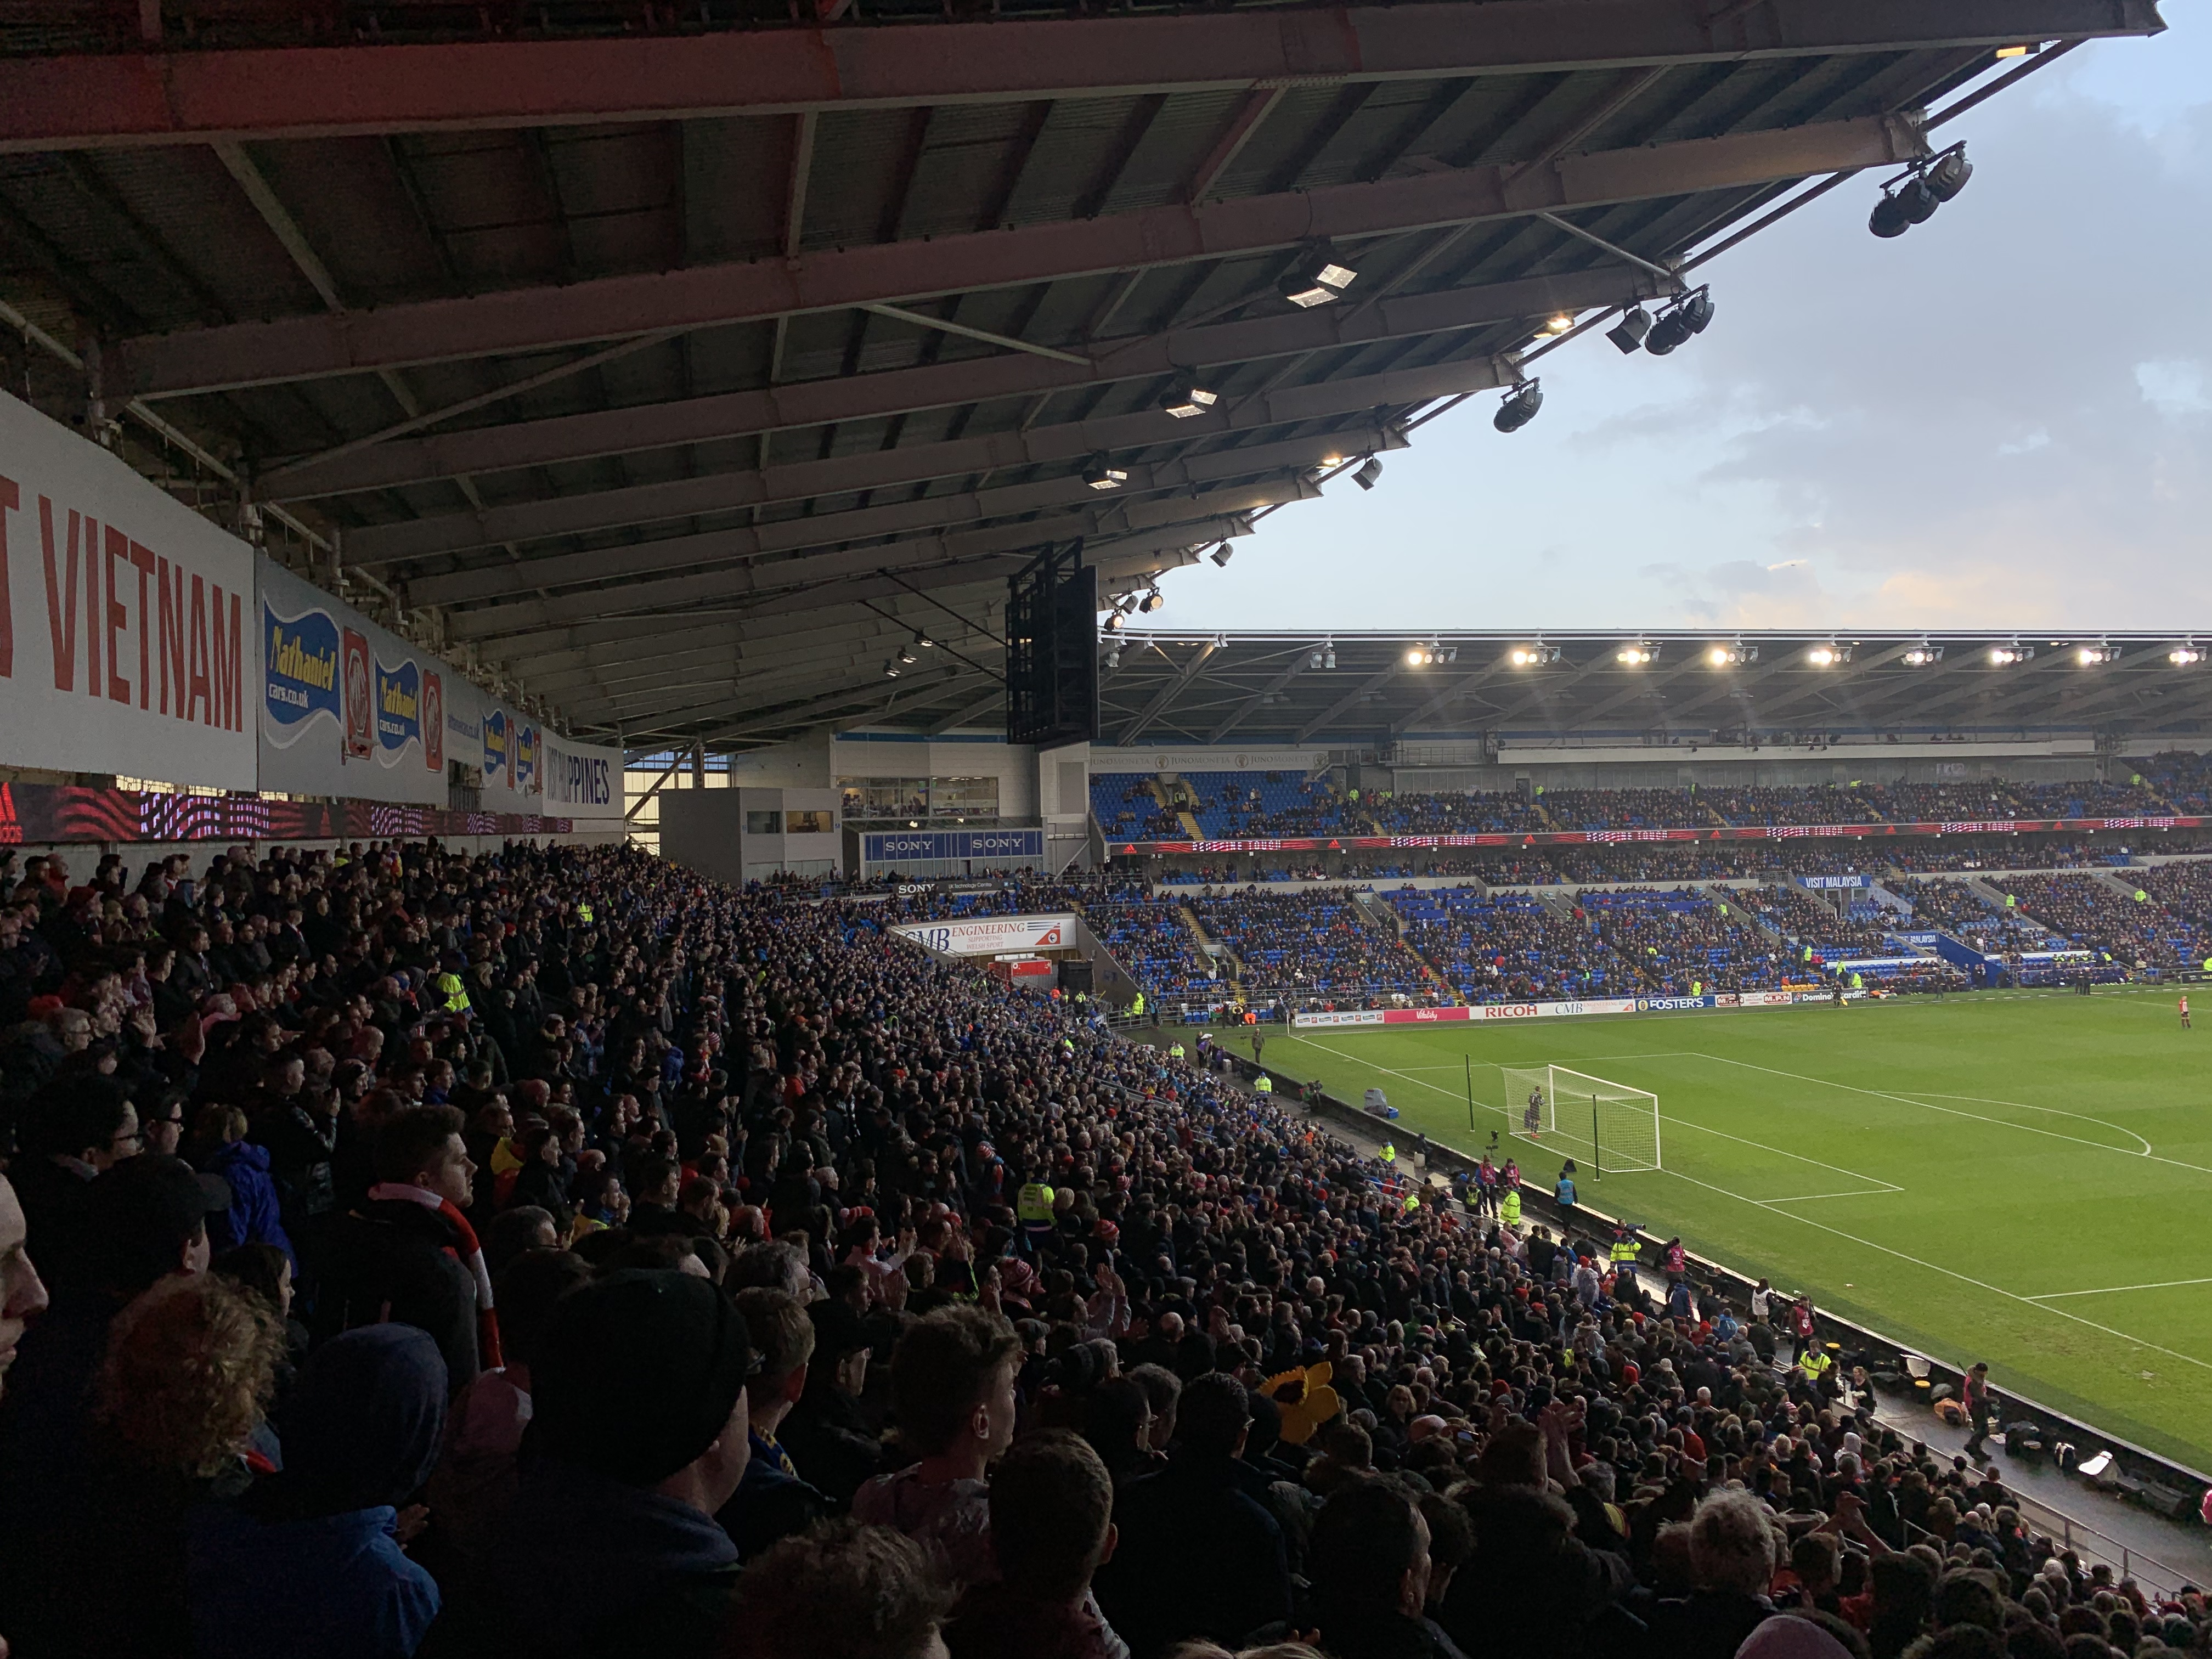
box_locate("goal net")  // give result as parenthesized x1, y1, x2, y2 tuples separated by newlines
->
(1500, 1064, 1662, 1175)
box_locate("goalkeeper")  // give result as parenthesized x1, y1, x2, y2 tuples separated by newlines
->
(1523, 1085, 1545, 1135)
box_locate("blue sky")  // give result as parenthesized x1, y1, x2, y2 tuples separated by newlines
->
(1150, 7, 2211, 633)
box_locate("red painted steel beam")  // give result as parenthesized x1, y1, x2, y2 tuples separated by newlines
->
(121, 113, 1923, 397)
(264, 264, 1656, 500)
(0, 0, 2160, 151)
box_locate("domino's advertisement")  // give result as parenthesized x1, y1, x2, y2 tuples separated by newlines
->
(1291, 988, 1806, 1030)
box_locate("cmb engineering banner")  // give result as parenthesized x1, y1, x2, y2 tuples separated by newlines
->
(891, 914, 1075, 957)
(0, 390, 257, 789)
(1292, 990, 1808, 1029)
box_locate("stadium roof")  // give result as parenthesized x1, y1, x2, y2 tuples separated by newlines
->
(1090, 629, 2212, 751)
(0, 0, 2165, 752)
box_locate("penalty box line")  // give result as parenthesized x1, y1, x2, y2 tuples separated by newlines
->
(1282, 1036, 1902, 1198)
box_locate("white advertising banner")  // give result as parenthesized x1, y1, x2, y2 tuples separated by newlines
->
(893, 914, 1077, 957)
(0, 391, 257, 788)
(543, 732, 623, 822)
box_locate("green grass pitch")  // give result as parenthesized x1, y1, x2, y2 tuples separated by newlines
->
(1258, 986, 2212, 1474)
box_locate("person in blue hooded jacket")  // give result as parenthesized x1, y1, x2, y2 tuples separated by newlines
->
(187, 1324, 448, 1659)
(194, 1104, 296, 1269)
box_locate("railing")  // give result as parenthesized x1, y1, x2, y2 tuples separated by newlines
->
(1887, 1485, 2201, 1601)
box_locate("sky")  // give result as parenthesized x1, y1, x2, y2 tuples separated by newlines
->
(1149, 7, 2211, 634)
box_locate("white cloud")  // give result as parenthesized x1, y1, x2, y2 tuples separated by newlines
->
(2136, 359, 2211, 416)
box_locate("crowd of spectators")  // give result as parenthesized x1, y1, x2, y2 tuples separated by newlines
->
(1190, 889, 1441, 1008)
(1578, 891, 1788, 996)
(1537, 791, 1723, 832)
(6, 836, 2212, 1659)
(1699, 788, 1885, 829)
(1387, 890, 1639, 1003)
(2132, 862, 2212, 930)
(1365, 792, 1546, 835)
(1889, 881, 2049, 958)
(1742, 889, 1903, 960)
(2133, 752, 2212, 814)
(1993, 876, 2212, 973)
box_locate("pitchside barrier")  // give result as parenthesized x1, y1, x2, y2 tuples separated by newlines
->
(1292, 989, 1825, 1029)
(1222, 1054, 2212, 1540)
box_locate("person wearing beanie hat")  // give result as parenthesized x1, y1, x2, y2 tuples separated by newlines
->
(438, 1270, 755, 1659)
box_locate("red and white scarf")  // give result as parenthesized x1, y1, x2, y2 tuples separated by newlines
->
(369, 1182, 504, 1370)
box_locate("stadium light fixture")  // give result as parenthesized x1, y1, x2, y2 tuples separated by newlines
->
(1989, 642, 2035, 665)
(1324, 645, 1337, 670)
(2076, 643, 2121, 665)
(1279, 242, 1358, 308)
(1543, 313, 1574, 335)
(913, 629, 934, 650)
(1807, 642, 1852, 667)
(1870, 144, 1972, 238)
(1616, 642, 1659, 665)
(883, 659, 902, 679)
(1082, 456, 1129, 491)
(1102, 611, 1123, 634)
(1643, 289, 1716, 357)
(2171, 644, 2204, 666)
(898, 643, 918, 664)
(1209, 542, 1234, 567)
(1494, 380, 1543, 433)
(1139, 589, 1165, 613)
(1508, 645, 1562, 667)
(1104, 643, 1122, 669)
(1708, 642, 1757, 667)
(1353, 456, 1384, 491)
(1901, 642, 1944, 666)
(1607, 308, 1654, 353)
(1160, 378, 1220, 419)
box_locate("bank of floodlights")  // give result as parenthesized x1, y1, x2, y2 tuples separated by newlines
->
(1901, 641, 1944, 666)
(1353, 456, 1385, 490)
(1138, 589, 1165, 613)
(1082, 455, 1128, 491)
(1869, 144, 1973, 239)
(1616, 641, 1660, 665)
(1494, 379, 1543, 433)
(1509, 644, 1562, 667)
(1160, 378, 1220, 419)
(1310, 641, 1338, 670)
(1807, 642, 1852, 667)
(2076, 643, 2122, 666)
(1406, 642, 1458, 666)
(1989, 641, 2034, 665)
(1708, 642, 1758, 667)
(2171, 642, 2204, 667)
(1643, 289, 1717, 357)
(1280, 242, 1358, 308)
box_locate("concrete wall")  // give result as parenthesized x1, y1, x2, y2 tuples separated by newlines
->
(659, 786, 842, 884)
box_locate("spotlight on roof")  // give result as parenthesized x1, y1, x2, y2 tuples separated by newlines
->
(1105, 644, 1121, 669)
(1139, 589, 1165, 613)
(1279, 242, 1358, 308)
(1901, 643, 1944, 666)
(2171, 645, 2204, 666)
(1082, 456, 1129, 491)
(1209, 542, 1234, 567)
(1493, 379, 1543, 434)
(2076, 644, 2121, 665)
(1989, 643, 2035, 665)
(1871, 145, 1971, 238)
(1708, 643, 1758, 667)
(1160, 378, 1220, 419)
(1644, 289, 1715, 357)
(898, 644, 918, 664)
(1543, 313, 1574, 335)
(1323, 646, 1336, 670)
(1509, 645, 1562, 667)
(1616, 642, 1658, 665)
(1606, 307, 1653, 353)
(1353, 456, 1384, 491)
(1807, 642, 1852, 667)
(913, 629, 934, 650)
(1407, 643, 1452, 666)
(1102, 611, 1123, 633)
(883, 660, 902, 679)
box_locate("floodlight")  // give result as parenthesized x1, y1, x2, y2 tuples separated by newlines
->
(2171, 646, 2204, 666)
(1901, 644, 1944, 666)
(1082, 456, 1128, 490)
(1607, 308, 1653, 353)
(1709, 643, 1757, 666)
(2076, 644, 2120, 665)
(1543, 313, 1573, 335)
(1989, 644, 2034, 665)
(1311, 649, 1326, 669)
(1870, 146, 1971, 238)
(1353, 456, 1384, 491)
(1644, 290, 1714, 357)
(1103, 611, 1123, 633)
(1924, 148, 1973, 202)
(1160, 379, 1220, 419)
(1280, 242, 1358, 307)
(1494, 380, 1543, 433)
(1209, 543, 1234, 567)
(1139, 589, 1165, 613)
(1807, 643, 1851, 666)
(1105, 644, 1122, 669)
(1407, 648, 1424, 665)
(1323, 646, 1336, 670)
(898, 644, 918, 664)
(1509, 645, 1561, 667)
(884, 660, 902, 679)
(1616, 642, 1658, 665)
(913, 629, 935, 650)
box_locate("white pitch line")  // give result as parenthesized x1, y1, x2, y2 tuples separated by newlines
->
(1753, 1189, 1902, 1204)
(2027, 1276, 2212, 1301)
(1913, 1092, 2154, 1156)
(1656, 1166, 2212, 1375)
(1693, 1053, 2212, 1175)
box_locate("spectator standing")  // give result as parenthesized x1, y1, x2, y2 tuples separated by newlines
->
(947, 1431, 1129, 1659)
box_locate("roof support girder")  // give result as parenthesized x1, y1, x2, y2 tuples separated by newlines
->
(118, 112, 1926, 397)
(0, 0, 2159, 152)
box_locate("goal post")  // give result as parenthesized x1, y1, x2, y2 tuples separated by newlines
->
(1500, 1064, 1662, 1176)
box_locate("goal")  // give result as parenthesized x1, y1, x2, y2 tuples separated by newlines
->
(1499, 1064, 1662, 1175)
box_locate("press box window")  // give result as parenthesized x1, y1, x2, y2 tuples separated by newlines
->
(745, 810, 780, 835)
(786, 810, 833, 834)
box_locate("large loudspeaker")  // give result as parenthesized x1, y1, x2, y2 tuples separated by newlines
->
(1006, 542, 1099, 747)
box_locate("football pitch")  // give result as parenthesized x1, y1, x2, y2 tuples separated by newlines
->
(1258, 986, 2212, 1474)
